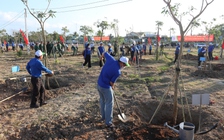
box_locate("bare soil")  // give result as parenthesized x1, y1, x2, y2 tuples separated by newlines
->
(0, 48, 224, 140)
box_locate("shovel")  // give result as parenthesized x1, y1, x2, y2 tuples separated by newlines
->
(113, 92, 129, 122)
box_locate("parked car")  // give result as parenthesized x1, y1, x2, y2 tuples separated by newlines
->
(194, 43, 206, 48)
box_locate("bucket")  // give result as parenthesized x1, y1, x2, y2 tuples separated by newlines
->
(179, 122, 195, 140)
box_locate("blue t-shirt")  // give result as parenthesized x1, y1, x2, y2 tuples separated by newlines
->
(98, 46, 105, 55)
(208, 45, 214, 52)
(84, 47, 91, 58)
(175, 45, 180, 54)
(26, 58, 52, 77)
(97, 52, 121, 88)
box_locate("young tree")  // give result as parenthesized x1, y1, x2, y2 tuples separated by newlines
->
(155, 21, 163, 60)
(21, 0, 56, 89)
(94, 20, 110, 41)
(162, 0, 214, 124)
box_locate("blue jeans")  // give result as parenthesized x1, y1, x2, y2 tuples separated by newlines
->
(97, 84, 114, 125)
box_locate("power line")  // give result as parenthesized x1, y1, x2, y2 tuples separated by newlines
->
(0, 10, 24, 29)
(0, 13, 24, 30)
(55, 0, 132, 13)
(36, 0, 109, 10)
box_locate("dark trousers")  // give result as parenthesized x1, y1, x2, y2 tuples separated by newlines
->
(83, 54, 91, 68)
(31, 77, 45, 106)
(149, 49, 152, 55)
(174, 53, 179, 63)
(99, 58, 105, 67)
(208, 52, 213, 61)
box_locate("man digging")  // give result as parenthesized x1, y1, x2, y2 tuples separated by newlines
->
(26, 50, 54, 108)
(97, 52, 130, 129)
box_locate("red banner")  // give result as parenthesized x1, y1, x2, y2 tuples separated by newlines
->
(175, 35, 214, 42)
(20, 29, 29, 45)
(93, 36, 110, 41)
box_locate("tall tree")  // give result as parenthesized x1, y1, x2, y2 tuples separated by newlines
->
(61, 26, 69, 41)
(162, 0, 214, 124)
(79, 25, 93, 37)
(0, 29, 6, 42)
(155, 21, 163, 60)
(94, 20, 110, 41)
(21, 0, 56, 89)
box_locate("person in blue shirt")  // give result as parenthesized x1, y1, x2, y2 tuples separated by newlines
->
(208, 43, 215, 61)
(107, 43, 115, 56)
(149, 43, 152, 55)
(97, 52, 130, 128)
(26, 50, 54, 108)
(82, 43, 92, 69)
(173, 43, 180, 63)
(98, 42, 105, 67)
(143, 43, 146, 55)
(6, 42, 9, 51)
(12, 41, 15, 51)
(198, 46, 206, 67)
(130, 43, 139, 64)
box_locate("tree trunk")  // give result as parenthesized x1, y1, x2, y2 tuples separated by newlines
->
(41, 23, 50, 89)
(173, 32, 184, 124)
(156, 28, 159, 60)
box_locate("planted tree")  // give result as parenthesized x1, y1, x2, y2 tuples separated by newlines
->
(162, 0, 214, 124)
(21, 0, 56, 89)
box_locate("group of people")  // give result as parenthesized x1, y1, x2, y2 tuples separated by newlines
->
(1, 41, 23, 52)
(172, 42, 216, 68)
(82, 42, 116, 69)
(26, 44, 130, 130)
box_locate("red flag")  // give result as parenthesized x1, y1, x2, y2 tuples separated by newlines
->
(147, 38, 152, 44)
(157, 35, 161, 42)
(60, 35, 65, 43)
(222, 41, 224, 49)
(20, 29, 29, 45)
(84, 36, 88, 42)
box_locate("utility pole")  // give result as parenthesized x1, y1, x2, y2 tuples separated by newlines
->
(24, 8, 30, 54)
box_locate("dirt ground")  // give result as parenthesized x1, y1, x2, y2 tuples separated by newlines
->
(0, 47, 224, 140)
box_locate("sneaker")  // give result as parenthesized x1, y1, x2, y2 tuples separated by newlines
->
(30, 104, 39, 108)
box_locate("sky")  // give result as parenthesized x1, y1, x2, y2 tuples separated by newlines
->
(0, 0, 223, 37)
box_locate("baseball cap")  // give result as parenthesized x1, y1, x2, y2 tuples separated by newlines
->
(108, 43, 111, 46)
(35, 50, 45, 57)
(119, 56, 130, 67)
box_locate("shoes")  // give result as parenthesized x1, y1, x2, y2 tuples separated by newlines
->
(40, 102, 47, 106)
(106, 123, 116, 130)
(30, 104, 39, 108)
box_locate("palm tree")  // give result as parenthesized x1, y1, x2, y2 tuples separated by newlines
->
(155, 21, 163, 60)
